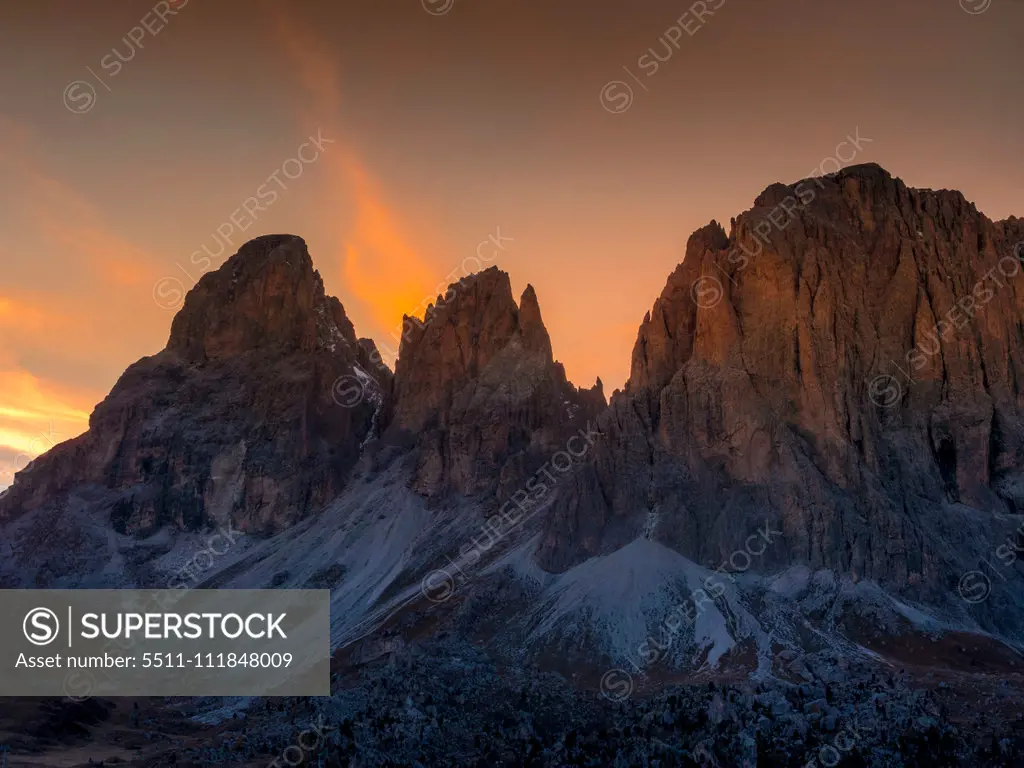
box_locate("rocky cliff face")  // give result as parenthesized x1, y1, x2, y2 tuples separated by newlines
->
(0, 235, 387, 535)
(539, 165, 1024, 601)
(390, 266, 605, 499)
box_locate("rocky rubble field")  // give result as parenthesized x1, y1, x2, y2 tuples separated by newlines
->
(146, 638, 1023, 767)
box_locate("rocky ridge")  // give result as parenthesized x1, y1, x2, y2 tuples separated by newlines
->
(2, 164, 1024, 666)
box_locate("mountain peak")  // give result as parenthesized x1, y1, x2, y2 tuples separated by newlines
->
(518, 283, 552, 358)
(834, 161, 892, 180)
(393, 267, 521, 431)
(167, 234, 346, 363)
(388, 265, 598, 497)
(545, 166, 1024, 589)
(687, 219, 729, 256)
(3, 233, 387, 538)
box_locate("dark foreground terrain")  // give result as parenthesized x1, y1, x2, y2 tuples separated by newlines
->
(3, 629, 1024, 767)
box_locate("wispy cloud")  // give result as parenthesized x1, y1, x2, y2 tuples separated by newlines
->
(0, 117, 167, 476)
(270, 7, 439, 338)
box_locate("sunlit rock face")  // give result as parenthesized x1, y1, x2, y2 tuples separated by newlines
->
(390, 266, 605, 499)
(539, 165, 1024, 606)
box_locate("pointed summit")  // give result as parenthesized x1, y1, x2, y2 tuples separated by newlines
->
(168, 235, 352, 363)
(686, 219, 729, 256)
(389, 265, 599, 497)
(392, 267, 521, 432)
(518, 284, 552, 358)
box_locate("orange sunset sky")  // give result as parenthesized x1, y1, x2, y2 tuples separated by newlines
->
(0, 0, 1021, 488)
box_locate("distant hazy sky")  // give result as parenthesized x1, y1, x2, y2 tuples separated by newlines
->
(0, 0, 1021, 487)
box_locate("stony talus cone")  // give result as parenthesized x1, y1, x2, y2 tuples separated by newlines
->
(539, 166, 1024, 623)
(0, 235, 386, 537)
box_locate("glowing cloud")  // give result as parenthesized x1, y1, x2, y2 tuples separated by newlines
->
(270, 7, 439, 345)
(0, 118, 164, 477)
(0, 368, 93, 488)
